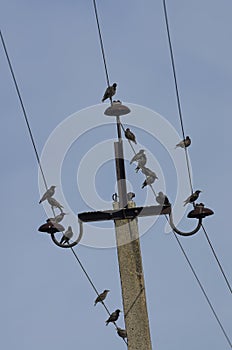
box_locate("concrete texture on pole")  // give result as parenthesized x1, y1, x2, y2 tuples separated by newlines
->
(113, 201, 153, 350)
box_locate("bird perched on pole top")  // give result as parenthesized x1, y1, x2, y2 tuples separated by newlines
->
(125, 128, 137, 144)
(102, 83, 117, 102)
(175, 136, 191, 149)
(60, 226, 73, 244)
(156, 191, 170, 206)
(106, 309, 121, 326)
(49, 212, 68, 223)
(117, 327, 127, 339)
(94, 290, 110, 306)
(184, 190, 202, 206)
(130, 149, 145, 164)
(39, 186, 56, 204)
(142, 174, 157, 189)
(47, 197, 64, 212)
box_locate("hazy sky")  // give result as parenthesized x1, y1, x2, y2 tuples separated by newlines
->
(0, 1, 231, 349)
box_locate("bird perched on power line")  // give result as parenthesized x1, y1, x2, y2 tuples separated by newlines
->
(49, 212, 68, 223)
(183, 190, 202, 206)
(102, 83, 117, 102)
(156, 191, 170, 206)
(130, 149, 146, 164)
(94, 290, 110, 306)
(141, 167, 158, 179)
(60, 226, 73, 244)
(135, 154, 147, 172)
(105, 309, 121, 326)
(175, 136, 191, 149)
(142, 174, 157, 188)
(117, 327, 127, 340)
(47, 197, 64, 212)
(125, 128, 137, 144)
(127, 192, 135, 201)
(39, 186, 56, 204)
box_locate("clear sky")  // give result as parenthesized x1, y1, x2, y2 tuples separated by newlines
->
(0, 1, 231, 349)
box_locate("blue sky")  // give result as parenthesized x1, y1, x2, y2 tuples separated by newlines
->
(0, 1, 231, 349)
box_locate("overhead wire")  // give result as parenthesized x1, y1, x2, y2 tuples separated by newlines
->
(1, 28, 127, 346)
(162, 0, 232, 295)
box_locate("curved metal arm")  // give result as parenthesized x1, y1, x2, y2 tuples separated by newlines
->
(168, 213, 202, 236)
(50, 220, 83, 248)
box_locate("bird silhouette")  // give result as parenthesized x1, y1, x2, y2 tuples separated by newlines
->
(125, 128, 137, 144)
(94, 290, 110, 306)
(175, 136, 191, 149)
(135, 154, 147, 172)
(102, 83, 117, 102)
(130, 149, 145, 164)
(142, 174, 157, 188)
(184, 190, 202, 206)
(47, 197, 64, 212)
(117, 327, 127, 339)
(60, 226, 73, 244)
(156, 191, 170, 206)
(141, 167, 158, 179)
(49, 212, 68, 223)
(106, 309, 121, 326)
(39, 186, 56, 204)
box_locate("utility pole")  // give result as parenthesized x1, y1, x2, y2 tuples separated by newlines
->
(78, 102, 171, 349)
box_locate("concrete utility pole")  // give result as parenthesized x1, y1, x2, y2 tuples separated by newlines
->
(78, 102, 171, 349)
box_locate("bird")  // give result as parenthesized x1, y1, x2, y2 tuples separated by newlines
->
(60, 226, 73, 244)
(130, 149, 145, 164)
(127, 192, 135, 201)
(175, 136, 191, 149)
(47, 197, 64, 212)
(38, 219, 65, 234)
(156, 191, 170, 206)
(49, 212, 68, 223)
(94, 290, 110, 306)
(183, 190, 202, 206)
(117, 327, 127, 339)
(135, 154, 147, 172)
(125, 128, 137, 144)
(142, 174, 157, 189)
(39, 185, 56, 204)
(102, 83, 117, 102)
(106, 309, 121, 326)
(141, 167, 158, 179)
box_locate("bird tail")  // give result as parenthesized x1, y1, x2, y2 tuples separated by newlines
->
(105, 322, 109, 326)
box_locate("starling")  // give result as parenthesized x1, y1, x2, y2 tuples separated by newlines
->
(47, 197, 64, 212)
(135, 154, 147, 172)
(49, 212, 68, 223)
(156, 191, 170, 206)
(125, 128, 137, 144)
(175, 136, 191, 149)
(60, 226, 73, 244)
(127, 192, 135, 201)
(39, 186, 56, 204)
(130, 149, 145, 164)
(184, 190, 202, 206)
(141, 167, 158, 179)
(117, 327, 127, 339)
(105, 309, 121, 326)
(142, 174, 157, 188)
(94, 289, 110, 306)
(102, 83, 117, 102)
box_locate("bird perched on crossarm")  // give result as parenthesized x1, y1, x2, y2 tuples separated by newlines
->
(117, 327, 127, 339)
(175, 136, 191, 149)
(39, 186, 56, 204)
(105, 309, 121, 326)
(60, 226, 73, 244)
(184, 190, 202, 206)
(156, 191, 170, 206)
(94, 290, 110, 306)
(102, 83, 117, 102)
(47, 197, 64, 212)
(125, 128, 137, 144)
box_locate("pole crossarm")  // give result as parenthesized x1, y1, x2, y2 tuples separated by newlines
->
(78, 205, 171, 223)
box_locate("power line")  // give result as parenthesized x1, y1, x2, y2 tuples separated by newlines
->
(161, 0, 232, 296)
(1, 28, 126, 346)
